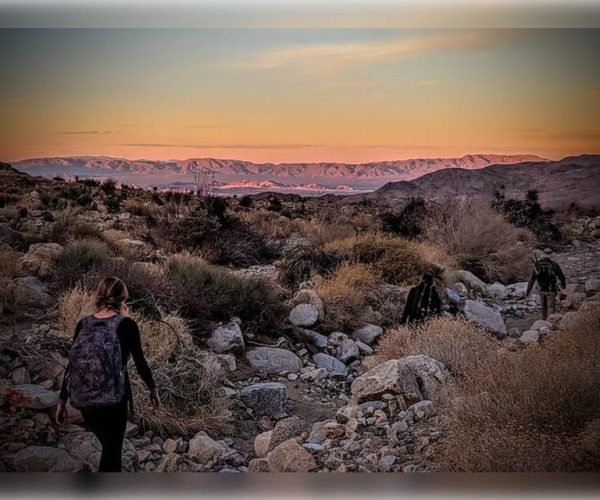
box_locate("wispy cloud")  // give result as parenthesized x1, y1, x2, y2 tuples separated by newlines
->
(119, 143, 326, 150)
(59, 130, 111, 135)
(222, 31, 503, 72)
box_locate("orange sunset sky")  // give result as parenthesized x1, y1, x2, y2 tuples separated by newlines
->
(1, 22, 599, 163)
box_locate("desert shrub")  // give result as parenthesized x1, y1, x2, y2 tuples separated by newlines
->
(239, 195, 253, 208)
(493, 190, 563, 244)
(437, 305, 600, 471)
(165, 254, 285, 336)
(0, 247, 22, 279)
(56, 284, 95, 336)
(45, 213, 105, 244)
(124, 199, 161, 219)
(105, 194, 123, 213)
(173, 210, 276, 267)
(324, 232, 444, 286)
(52, 239, 113, 288)
(425, 199, 532, 283)
(100, 178, 118, 195)
(278, 242, 340, 289)
(131, 314, 232, 437)
(366, 317, 496, 378)
(379, 197, 429, 239)
(316, 263, 381, 332)
(267, 196, 283, 212)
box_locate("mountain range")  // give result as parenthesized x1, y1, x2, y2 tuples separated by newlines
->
(13, 154, 546, 191)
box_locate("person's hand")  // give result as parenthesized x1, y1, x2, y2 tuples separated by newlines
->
(150, 388, 161, 408)
(55, 400, 69, 426)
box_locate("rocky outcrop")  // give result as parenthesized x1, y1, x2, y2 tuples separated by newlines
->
(245, 347, 303, 374)
(350, 359, 421, 404)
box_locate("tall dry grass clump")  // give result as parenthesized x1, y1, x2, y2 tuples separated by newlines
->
(437, 305, 600, 471)
(425, 199, 532, 283)
(316, 263, 380, 331)
(366, 317, 497, 378)
(130, 313, 233, 437)
(56, 284, 95, 336)
(324, 232, 448, 286)
(0, 247, 22, 279)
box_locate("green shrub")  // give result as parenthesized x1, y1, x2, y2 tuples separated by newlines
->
(165, 254, 285, 337)
(277, 242, 340, 289)
(53, 239, 113, 288)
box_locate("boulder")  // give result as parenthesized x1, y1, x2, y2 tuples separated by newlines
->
(519, 330, 540, 344)
(11, 276, 52, 308)
(267, 439, 317, 472)
(240, 382, 287, 418)
(350, 359, 422, 404)
(246, 347, 302, 374)
(313, 353, 348, 378)
(400, 355, 452, 399)
(487, 282, 508, 300)
(352, 324, 383, 345)
(464, 300, 507, 336)
(248, 458, 270, 472)
(355, 341, 373, 356)
(14, 446, 81, 472)
(2, 384, 58, 409)
(157, 453, 201, 473)
(506, 282, 529, 299)
(452, 270, 487, 295)
(59, 432, 136, 471)
(563, 292, 586, 310)
(298, 329, 328, 349)
(20, 243, 62, 277)
(207, 322, 245, 354)
(268, 416, 311, 452)
(254, 431, 272, 458)
(292, 289, 325, 321)
(453, 282, 468, 295)
(585, 278, 600, 294)
(561, 283, 586, 299)
(560, 311, 579, 329)
(531, 320, 552, 331)
(288, 303, 319, 328)
(336, 339, 360, 364)
(0, 224, 27, 251)
(300, 367, 328, 381)
(188, 431, 227, 464)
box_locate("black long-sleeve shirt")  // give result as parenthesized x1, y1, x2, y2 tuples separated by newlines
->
(526, 258, 567, 296)
(59, 316, 155, 402)
(401, 282, 442, 325)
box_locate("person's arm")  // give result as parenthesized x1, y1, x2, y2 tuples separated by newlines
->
(120, 318, 156, 391)
(526, 271, 536, 297)
(59, 319, 84, 402)
(554, 262, 567, 289)
(401, 288, 415, 325)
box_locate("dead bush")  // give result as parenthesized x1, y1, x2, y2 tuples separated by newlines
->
(52, 239, 114, 288)
(277, 241, 340, 289)
(0, 247, 23, 279)
(366, 317, 497, 378)
(56, 284, 95, 337)
(316, 263, 381, 332)
(424, 199, 532, 283)
(130, 313, 233, 437)
(437, 305, 600, 471)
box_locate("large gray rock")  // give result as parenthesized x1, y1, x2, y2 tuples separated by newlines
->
(464, 300, 507, 336)
(400, 355, 452, 399)
(585, 278, 600, 294)
(246, 347, 303, 374)
(313, 353, 348, 377)
(298, 329, 328, 349)
(12, 276, 52, 308)
(506, 282, 529, 299)
(2, 384, 58, 409)
(0, 224, 27, 251)
(240, 382, 287, 418)
(207, 322, 245, 354)
(352, 324, 383, 345)
(454, 270, 487, 295)
(20, 243, 62, 277)
(288, 303, 319, 327)
(519, 330, 540, 344)
(14, 446, 81, 472)
(267, 439, 317, 472)
(336, 339, 360, 363)
(350, 359, 422, 404)
(487, 282, 508, 300)
(292, 289, 325, 321)
(188, 431, 227, 464)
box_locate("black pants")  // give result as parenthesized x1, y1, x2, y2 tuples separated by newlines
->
(81, 397, 128, 472)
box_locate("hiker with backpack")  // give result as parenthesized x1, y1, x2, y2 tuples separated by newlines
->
(526, 248, 567, 320)
(55, 277, 160, 472)
(401, 272, 442, 325)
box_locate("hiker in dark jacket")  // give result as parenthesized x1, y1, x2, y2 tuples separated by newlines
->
(401, 272, 442, 325)
(55, 277, 159, 472)
(526, 248, 566, 320)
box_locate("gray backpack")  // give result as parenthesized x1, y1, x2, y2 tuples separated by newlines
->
(67, 315, 127, 409)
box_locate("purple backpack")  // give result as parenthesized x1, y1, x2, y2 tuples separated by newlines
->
(67, 314, 127, 409)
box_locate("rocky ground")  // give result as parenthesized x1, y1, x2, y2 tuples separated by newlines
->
(1, 206, 600, 473)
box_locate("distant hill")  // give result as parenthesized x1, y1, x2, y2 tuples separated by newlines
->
(356, 155, 600, 209)
(12, 154, 546, 191)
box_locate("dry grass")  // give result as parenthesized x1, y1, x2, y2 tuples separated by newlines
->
(366, 317, 497, 378)
(130, 313, 233, 437)
(316, 262, 381, 331)
(56, 284, 95, 337)
(437, 305, 600, 471)
(0, 247, 23, 279)
(425, 199, 532, 283)
(324, 232, 448, 285)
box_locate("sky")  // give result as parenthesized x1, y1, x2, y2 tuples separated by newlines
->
(0, 27, 599, 163)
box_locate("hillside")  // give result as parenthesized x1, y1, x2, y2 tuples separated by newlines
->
(360, 155, 600, 210)
(12, 154, 546, 191)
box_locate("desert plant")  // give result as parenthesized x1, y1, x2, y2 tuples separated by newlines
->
(379, 197, 429, 239)
(316, 262, 381, 332)
(56, 284, 95, 336)
(425, 199, 532, 283)
(0, 247, 22, 279)
(52, 239, 113, 288)
(437, 305, 600, 471)
(277, 241, 340, 289)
